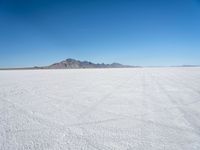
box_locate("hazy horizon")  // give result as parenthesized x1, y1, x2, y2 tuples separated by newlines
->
(0, 0, 200, 68)
(0, 57, 200, 69)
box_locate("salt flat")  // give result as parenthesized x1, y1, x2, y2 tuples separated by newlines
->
(0, 67, 200, 150)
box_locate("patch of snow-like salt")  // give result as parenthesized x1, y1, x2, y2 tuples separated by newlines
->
(0, 67, 200, 150)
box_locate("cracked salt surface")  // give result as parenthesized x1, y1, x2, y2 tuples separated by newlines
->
(0, 67, 200, 150)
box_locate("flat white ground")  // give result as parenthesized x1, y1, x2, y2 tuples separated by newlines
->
(0, 67, 200, 150)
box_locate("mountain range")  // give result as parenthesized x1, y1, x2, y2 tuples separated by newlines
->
(43, 58, 134, 69)
(0, 58, 136, 70)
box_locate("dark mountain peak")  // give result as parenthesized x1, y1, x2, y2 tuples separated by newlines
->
(65, 58, 78, 62)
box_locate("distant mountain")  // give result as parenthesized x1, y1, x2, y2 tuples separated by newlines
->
(0, 58, 137, 70)
(44, 58, 135, 69)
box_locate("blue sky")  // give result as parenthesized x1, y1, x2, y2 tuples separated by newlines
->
(0, 0, 200, 67)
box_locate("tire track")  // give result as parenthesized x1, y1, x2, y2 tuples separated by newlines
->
(152, 73, 200, 136)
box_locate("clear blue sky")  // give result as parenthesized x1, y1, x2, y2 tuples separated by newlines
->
(0, 0, 200, 67)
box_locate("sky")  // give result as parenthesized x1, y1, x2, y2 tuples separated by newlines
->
(0, 0, 200, 67)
